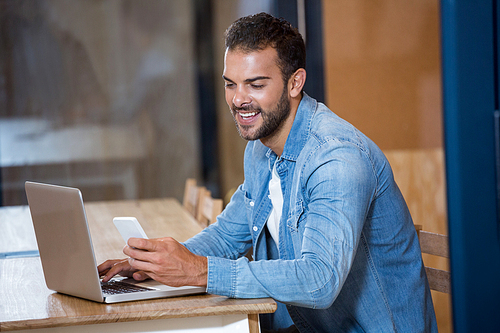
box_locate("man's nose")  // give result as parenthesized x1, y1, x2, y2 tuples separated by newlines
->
(233, 86, 251, 108)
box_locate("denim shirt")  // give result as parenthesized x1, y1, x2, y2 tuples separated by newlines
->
(184, 94, 437, 332)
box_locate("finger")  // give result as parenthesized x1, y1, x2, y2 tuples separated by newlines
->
(99, 268, 111, 277)
(124, 244, 159, 263)
(123, 245, 145, 261)
(132, 271, 150, 281)
(127, 237, 157, 252)
(98, 259, 118, 273)
(127, 255, 156, 273)
(123, 245, 134, 257)
(98, 259, 124, 275)
(101, 260, 133, 282)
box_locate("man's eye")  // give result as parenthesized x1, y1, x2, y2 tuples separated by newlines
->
(251, 84, 264, 89)
(225, 83, 234, 88)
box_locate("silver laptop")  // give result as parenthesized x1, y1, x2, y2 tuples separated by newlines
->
(25, 181, 206, 303)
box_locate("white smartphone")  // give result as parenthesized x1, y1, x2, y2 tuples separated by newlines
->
(113, 217, 148, 244)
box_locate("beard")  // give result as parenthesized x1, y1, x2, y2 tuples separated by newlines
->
(231, 86, 291, 141)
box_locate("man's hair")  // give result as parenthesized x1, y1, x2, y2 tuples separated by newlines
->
(224, 12, 306, 83)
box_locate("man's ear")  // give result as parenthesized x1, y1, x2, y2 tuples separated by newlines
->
(289, 68, 306, 98)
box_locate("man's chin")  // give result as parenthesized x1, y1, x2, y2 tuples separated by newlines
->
(237, 124, 260, 141)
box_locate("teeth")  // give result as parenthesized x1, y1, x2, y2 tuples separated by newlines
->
(239, 112, 257, 118)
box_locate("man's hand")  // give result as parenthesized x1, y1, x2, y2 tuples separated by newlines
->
(98, 258, 147, 283)
(122, 237, 208, 287)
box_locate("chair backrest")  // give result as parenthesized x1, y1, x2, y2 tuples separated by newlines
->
(183, 178, 201, 217)
(415, 225, 451, 294)
(196, 187, 223, 228)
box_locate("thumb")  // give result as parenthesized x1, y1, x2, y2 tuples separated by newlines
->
(133, 271, 149, 281)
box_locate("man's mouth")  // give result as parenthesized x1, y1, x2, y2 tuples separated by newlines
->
(232, 106, 262, 123)
(239, 111, 259, 119)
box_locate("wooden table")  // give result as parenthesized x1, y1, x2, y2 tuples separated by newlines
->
(0, 199, 276, 332)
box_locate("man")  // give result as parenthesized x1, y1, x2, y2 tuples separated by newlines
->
(99, 13, 437, 332)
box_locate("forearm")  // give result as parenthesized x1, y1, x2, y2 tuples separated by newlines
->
(183, 225, 247, 259)
(205, 238, 353, 309)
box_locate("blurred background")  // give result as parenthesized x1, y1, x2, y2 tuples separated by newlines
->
(0, 0, 448, 331)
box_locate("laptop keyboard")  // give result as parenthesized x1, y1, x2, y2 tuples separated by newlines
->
(101, 280, 154, 295)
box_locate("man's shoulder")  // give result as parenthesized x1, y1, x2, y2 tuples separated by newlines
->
(308, 102, 362, 144)
(301, 99, 387, 167)
(288, 94, 357, 150)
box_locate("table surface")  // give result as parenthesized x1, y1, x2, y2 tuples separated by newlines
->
(0, 199, 276, 331)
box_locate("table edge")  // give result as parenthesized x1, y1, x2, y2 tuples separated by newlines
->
(0, 298, 277, 331)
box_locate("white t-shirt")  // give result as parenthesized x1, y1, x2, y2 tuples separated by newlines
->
(267, 161, 283, 246)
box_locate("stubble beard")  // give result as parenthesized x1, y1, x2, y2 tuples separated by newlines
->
(231, 86, 291, 141)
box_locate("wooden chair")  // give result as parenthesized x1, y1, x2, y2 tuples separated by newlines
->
(196, 187, 223, 228)
(415, 225, 451, 294)
(183, 178, 201, 218)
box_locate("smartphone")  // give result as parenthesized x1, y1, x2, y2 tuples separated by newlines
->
(113, 217, 148, 244)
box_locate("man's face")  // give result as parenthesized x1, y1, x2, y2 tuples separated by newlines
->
(223, 47, 291, 142)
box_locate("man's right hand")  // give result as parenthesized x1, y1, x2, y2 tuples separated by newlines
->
(98, 259, 149, 283)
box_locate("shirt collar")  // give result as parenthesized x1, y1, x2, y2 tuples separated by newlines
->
(279, 92, 316, 162)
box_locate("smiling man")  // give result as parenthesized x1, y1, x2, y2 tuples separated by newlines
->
(99, 13, 438, 332)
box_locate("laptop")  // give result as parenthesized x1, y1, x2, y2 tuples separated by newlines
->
(25, 181, 206, 303)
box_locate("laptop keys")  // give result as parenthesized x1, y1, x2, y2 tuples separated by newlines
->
(101, 280, 153, 295)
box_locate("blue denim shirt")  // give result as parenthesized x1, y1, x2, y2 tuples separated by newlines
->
(184, 94, 437, 332)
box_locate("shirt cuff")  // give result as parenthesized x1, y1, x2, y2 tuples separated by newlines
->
(206, 256, 237, 298)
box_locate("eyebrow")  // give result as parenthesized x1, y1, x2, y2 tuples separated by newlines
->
(222, 75, 271, 83)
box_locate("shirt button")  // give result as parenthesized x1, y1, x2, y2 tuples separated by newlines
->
(253, 226, 258, 232)
(250, 201, 255, 207)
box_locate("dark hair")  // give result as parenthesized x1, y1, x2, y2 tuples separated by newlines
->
(224, 12, 306, 83)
